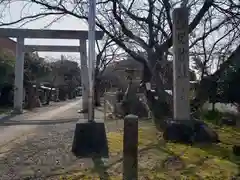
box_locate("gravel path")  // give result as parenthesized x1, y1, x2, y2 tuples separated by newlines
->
(0, 100, 123, 180)
(0, 122, 78, 180)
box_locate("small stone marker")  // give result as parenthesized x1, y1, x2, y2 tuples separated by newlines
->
(123, 114, 138, 180)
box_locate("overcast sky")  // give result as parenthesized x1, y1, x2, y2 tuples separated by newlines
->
(0, 1, 232, 76)
(0, 1, 89, 60)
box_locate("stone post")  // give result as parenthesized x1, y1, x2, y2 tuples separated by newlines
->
(79, 40, 89, 112)
(13, 37, 25, 114)
(172, 8, 190, 121)
(123, 114, 138, 180)
(55, 88, 60, 102)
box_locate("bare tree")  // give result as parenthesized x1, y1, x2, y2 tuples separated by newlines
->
(95, 37, 125, 106)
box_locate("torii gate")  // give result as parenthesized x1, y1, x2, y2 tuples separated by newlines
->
(0, 28, 104, 114)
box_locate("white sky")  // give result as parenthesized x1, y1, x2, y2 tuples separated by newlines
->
(0, 1, 89, 60)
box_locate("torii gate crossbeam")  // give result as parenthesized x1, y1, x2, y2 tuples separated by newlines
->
(25, 45, 80, 52)
(0, 28, 103, 39)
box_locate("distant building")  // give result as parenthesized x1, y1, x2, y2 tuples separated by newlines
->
(103, 52, 197, 92)
(0, 38, 16, 56)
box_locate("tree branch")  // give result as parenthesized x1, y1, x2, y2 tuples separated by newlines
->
(189, 18, 228, 49)
(189, 0, 214, 33)
(112, 1, 150, 51)
(118, 1, 169, 39)
(161, 0, 214, 50)
(162, 0, 172, 31)
(0, 12, 65, 26)
(211, 45, 240, 80)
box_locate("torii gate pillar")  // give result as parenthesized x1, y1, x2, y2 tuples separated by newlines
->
(13, 37, 25, 114)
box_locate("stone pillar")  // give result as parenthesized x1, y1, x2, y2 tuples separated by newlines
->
(123, 114, 138, 180)
(172, 8, 190, 121)
(13, 37, 25, 114)
(79, 40, 89, 112)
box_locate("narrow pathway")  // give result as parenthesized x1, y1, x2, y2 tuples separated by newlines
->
(0, 99, 80, 147)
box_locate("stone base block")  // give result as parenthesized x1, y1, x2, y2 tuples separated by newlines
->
(72, 121, 109, 158)
(162, 119, 220, 144)
(221, 117, 236, 126)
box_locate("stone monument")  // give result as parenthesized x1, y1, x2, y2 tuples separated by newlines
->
(163, 7, 219, 144)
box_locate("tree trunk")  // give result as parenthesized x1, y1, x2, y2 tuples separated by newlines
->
(94, 78, 101, 107)
(212, 103, 215, 111)
(141, 64, 172, 127)
(46, 88, 53, 105)
(27, 83, 35, 110)
(46, 76, 57, 105)
(94, 66, 102, 107)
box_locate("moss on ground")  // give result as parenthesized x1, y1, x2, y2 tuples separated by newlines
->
(64, 122, 239, 180)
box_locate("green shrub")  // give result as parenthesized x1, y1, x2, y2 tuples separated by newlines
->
(202, 110, 222, 122)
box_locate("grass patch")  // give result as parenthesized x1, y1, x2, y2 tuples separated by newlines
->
(0, 107, 11, 115)
(202, 109, 240, 126)
(62, 122, 239, 180)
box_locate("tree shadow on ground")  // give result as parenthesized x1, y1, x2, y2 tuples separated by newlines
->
(44, 157, 111, 180)
(59, 126, 239, 178)
(1, 118, 238, 179)
(193, 143, 240, 165)
(91, 158, 110, 180)
(137, 141, 239, 179)
(13, 137, 237, 179)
